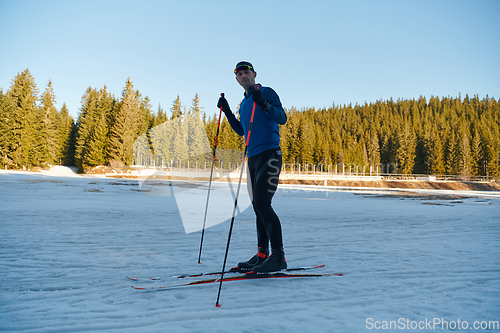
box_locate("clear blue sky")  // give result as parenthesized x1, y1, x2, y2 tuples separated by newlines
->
(1, 0, 499, 119)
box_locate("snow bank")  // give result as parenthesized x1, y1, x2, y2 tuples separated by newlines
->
(40, 166, 79, 176)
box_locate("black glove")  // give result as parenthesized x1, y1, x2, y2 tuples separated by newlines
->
(217, 95, 233, 119)
(251, 89, 271, 111)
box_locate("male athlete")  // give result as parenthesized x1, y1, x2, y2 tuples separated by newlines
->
(217, 61, 287, 273)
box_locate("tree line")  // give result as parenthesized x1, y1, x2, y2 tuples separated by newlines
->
(1, 68, 499, 177)
(277, 95, 500, 177)
(1, 69, 75, 168)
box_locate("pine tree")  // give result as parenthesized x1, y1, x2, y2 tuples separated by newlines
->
(170, 95, 183, 119)
(75, 87, 99, 171)
(149, 112, 174, 168)
(169, 105, 188, 165)
(426, 127, 446, 175)
(396, 121, 417, 174)
(483, 130, 499, 177)
(0, 89, 16, 167)
(134, 95, 154, 165)
(458, 125, 472, 177)
(153, 104, 168, 126)
(84, 109, 109, 167)
(187, 94, 210, 166)
(300, 119, 314, 165)
(445, 129, 458, 175)
(366, 130, 381, 170)
(144, 104, 167, 166)
(286, 108, 301, 165)
(108, 78, 144, 166)
(204, 113, 217, 153)
(56, 103, 76, 166)
(97, 86, 115, 162)
(39, 80, 59, 165)
(470, 127, 483, 176)
(138, 95, 153, 135)
(7, 69, 40, 168)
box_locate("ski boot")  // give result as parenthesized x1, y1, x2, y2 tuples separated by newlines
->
(235, 247, 269, 272)
(252, 248, 287, 273)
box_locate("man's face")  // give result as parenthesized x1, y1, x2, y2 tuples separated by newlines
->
(235, 69, 257, 91)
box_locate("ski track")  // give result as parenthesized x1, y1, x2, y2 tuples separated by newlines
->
(1, 170, 499, 332)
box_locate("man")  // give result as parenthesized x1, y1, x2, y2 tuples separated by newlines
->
(217, 61, 287, 273)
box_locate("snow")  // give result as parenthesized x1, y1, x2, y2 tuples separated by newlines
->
(139, 173, 252, 234)
(1, 169, 499, 332)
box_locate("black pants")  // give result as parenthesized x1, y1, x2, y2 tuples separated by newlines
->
(247, 148, 283, 250)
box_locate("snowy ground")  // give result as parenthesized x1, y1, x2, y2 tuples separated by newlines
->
(1, 169, 499, 332)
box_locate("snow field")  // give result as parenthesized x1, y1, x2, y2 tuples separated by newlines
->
(0, 170, 499, 332)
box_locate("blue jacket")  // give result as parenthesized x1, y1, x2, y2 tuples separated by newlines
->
(227, 84, 287, 158)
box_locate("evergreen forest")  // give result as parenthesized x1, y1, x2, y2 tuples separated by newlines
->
(1, 69, 499, 178)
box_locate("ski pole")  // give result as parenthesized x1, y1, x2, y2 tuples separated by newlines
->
(216, 85, 259, 307)
(198, 93, 225, 264)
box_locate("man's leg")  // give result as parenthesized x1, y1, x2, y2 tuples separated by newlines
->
(252, 149, 282, 248)
(251, 149, 286, 272)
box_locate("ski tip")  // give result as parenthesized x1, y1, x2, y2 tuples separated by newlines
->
(131, 286, 147, 290)
(126, 276, 139, 281)
(313, 265, 326, 268)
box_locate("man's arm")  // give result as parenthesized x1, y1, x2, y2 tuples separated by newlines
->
(262, 88, 287, 125)
(227, 113, 244, 136)
(218, 95, 244, 136)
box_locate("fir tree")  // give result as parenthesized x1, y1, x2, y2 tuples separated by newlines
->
(445, 129, 458, 175)
(56, 103, 76, 166)
(39, 80, 59, 164)
(170, 95, 183, 119)
(154, 104, 168, 126)
(134, 95, 154, 164)
(300, 119, 314, 165)
(458, 125, 472, 177)
(0, 89, 16, 167)
(426, 128, 446, 175)
(75, 87, 99, 171)
(139, 95, 153, 135)
(169, 104, 188, 165)
(187, 94, 210, 166)
(483, 130, 499, 177)
(366, 130, 381, 169)
(149, 112, 174, 167)
(7, 69, 40, 168)
(85, 109, 109, 166)
(108, 78, 144, 166)
(470, 127, 483, 176)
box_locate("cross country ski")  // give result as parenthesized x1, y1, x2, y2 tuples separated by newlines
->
(130, 270, 343, 291)
(126, 264, 328, 281)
